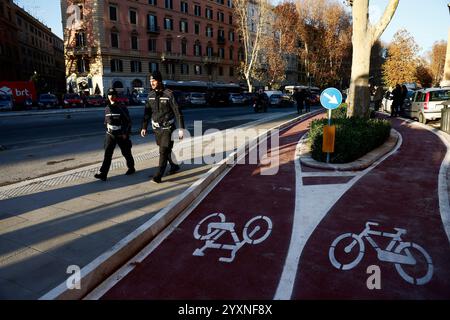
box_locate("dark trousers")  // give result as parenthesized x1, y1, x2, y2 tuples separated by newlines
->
(296, 101, 304, 114)
(305, 102, 310, 112)
(100, 133, 135, 175)
(154, 127, 177, 177)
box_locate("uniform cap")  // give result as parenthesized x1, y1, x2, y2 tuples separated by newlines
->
(107, 88, 118, 96)
(150, 71, 163, 82)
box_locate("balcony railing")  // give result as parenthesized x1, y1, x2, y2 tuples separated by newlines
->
(66, 46, 95, 56)
(202, 56, 223, 64)
(147, 26, 160, 34)
(161, 52, 184, 61)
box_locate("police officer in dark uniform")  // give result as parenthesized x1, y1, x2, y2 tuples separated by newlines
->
(94, 88, 135, 181)
(141, 71, 185, 184)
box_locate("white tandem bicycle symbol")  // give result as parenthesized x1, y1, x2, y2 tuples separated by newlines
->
(193, 213, 273, 263)
(329, 221, 434, 285)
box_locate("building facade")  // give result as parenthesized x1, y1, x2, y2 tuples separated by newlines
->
(0, 0, 65, 94)
(61, 0, 241, 95)
(0, 0, 20, 81)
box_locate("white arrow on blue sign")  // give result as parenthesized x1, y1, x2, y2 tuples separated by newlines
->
(320, 87, 343, 110)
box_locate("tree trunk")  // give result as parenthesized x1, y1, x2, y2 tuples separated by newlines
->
(246, 75, 253, 93)
(347, 0, 399, 117)
(347, 40, 372, 117)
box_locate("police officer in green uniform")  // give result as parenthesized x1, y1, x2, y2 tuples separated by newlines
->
(141, 71, 185, 183)
(94, 88, 135, 181)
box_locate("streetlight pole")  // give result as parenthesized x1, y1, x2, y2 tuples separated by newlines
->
(441, 3, 450, 86)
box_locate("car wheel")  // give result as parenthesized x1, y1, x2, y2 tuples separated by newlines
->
(419, 113, 427, 124)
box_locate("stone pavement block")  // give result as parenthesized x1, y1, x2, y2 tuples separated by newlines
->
(0, 236, 28, 264)
(45, 230, 134, 267)
(52, 197, 105, 212)
(1, 219, 81, 255)
(0, 207, 77, 237)
(0, 278, 36, 300)
(0, 213, 27, 233)
(17, 206, 75, 223)
(0, 247, 71, 297)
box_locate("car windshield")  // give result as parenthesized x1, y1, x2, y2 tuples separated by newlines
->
(271, 95, 282, 98)
(191, 93, 204, 98)
(430, 90, 450, 102)
(0, 95, 11, 101)
(87, 95, 102, 100)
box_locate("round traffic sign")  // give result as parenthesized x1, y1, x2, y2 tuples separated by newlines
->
(320, 87, 343, 110)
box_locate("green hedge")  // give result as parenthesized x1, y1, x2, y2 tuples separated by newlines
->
(309, 114, 391, 163)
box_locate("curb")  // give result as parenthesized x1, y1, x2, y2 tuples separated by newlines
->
(299, 129, 400, 171)
(39, 109, 324, 300)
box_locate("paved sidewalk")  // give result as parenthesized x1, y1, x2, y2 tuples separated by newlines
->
(0, 111, 300, 299)
(89, 115, 450, 300)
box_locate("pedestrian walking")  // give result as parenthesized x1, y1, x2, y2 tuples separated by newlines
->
(94, 88, 135, 181)
(391, 84, 402, 117)
(141, 71, 185, 184)
(305, 89, 311, 113)
(373, 85, 384, 111)
(400, 84, 408, 116)
(253, 89, 267, 113)
(292, 87, 306, 114)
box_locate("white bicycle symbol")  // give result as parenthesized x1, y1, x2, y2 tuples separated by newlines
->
(329, 221, 433, 285)
(193, 213, 272, 263)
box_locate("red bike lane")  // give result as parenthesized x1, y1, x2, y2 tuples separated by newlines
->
(100, 113, 325, 300)
(292, 119, 450, 299)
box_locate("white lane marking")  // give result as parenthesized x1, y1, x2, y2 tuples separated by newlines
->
(432, 129, 450, 244)
(389, 117, 450, 244)
(274, 130, 402, 300)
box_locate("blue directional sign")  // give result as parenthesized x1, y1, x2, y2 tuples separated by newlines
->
(320, 87, 343, 110)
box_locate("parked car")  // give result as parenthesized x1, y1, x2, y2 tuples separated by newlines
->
(187, 92, 207, 106)
(280, 93, 294, 107)
(0, 94, 14, 111)
(264, 91, 283, 106)
(229, 93, 245, 105)
(38, 93, 59, 109)
(23, 95, 34, 109)
(399, 89, 417, 116)
(85, 95, 105, 107)
(173, 91, 190, 108)
(136, 93, 149, 105)
(242, 92, 258, 105)
(404, 87, 450, 123)
(63, 93, 84, 108)
(382, 90, 394, 113)
(115, 93, 130, 105)
(308, 87, 321, 105)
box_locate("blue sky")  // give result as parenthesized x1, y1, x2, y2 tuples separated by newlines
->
(13, 0, 449, 55)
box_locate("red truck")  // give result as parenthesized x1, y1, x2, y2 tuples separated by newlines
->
(0, 81, 37, 108)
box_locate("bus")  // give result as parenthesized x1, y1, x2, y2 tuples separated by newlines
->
(162, 81, 242, 107)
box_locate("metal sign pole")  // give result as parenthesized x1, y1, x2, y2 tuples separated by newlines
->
(326, 109, 331, 163)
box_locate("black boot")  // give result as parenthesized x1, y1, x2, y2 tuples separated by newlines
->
(94, 173, 107, 181)
(125, 168, 136, 175)
(168, 164, 180, 175)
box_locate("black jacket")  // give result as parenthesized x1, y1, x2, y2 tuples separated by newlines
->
(142, 88, 185, 130)
(104, 102, 132, 136)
